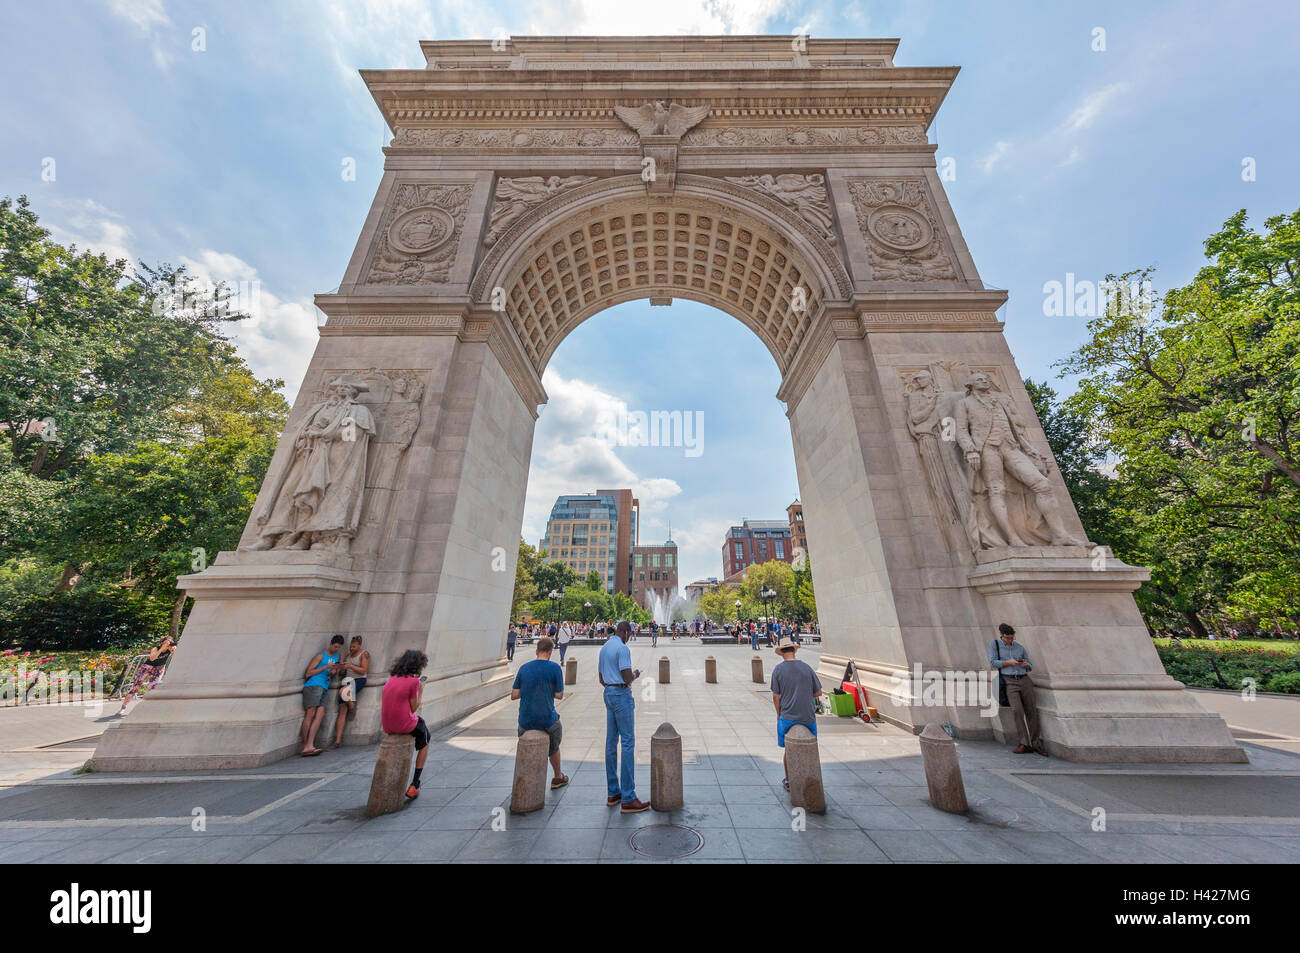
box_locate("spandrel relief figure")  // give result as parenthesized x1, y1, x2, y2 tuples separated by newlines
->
(245, 374, 377, 553)
(953, 371, 1084, 547)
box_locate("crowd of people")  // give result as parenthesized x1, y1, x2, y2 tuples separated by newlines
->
(505, 617, 821, 658)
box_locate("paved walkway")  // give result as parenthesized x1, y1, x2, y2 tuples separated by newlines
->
(1, 643, 1298, 863)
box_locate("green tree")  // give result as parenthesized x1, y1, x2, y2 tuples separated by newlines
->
(44, 430, 278, 637)
(790, 557, 818, 623)
(0, 196, 247, 481)
(1060, 207, 1300, 631)
(584, 569, 602, 590)
(738, 559, 796, 618)
(512, 539, 541, 620)
(531, 560, 578, 601)
(1024, 378, 1119, 546)
(697, 584, 744, 624)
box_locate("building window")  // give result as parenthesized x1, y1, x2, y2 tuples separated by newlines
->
(775, 541, 784, 558)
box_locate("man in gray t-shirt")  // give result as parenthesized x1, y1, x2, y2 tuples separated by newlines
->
(770, 638, 824, 792)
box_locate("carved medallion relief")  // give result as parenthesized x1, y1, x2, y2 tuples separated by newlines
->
(365, 183, 474, 285)
(847, 178, 960, 282)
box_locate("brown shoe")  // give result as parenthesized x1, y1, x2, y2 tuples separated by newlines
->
(606, 795, 621, 807)
(1012, 745, 1033, 754)
(620, 798, 651, 814)
(1033, 746, 1050, 757)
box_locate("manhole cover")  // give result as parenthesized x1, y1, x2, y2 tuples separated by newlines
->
(628, 824, 704, 859)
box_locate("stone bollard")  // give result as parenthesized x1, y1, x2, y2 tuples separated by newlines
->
(510, 729, 550, 814)
(918, 723, 968, 814)
(784, 725, 826, 813)
(705, 656, 717, 683)
(565, 657, 577, 685)
(365, 733, 416, 817)
(650, 722, 684, 811)
(751, 655, 764, 684)
(659, 656, 670, 684)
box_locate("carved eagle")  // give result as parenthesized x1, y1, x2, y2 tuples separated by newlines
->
(613, 101, 711, 138)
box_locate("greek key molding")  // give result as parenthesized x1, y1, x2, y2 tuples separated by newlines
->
(319, 314, 464, 334)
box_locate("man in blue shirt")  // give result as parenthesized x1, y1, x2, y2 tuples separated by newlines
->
(598, 621, 649, 813)
(511, 637, 568, 788)
(988, 622, 1047, 756)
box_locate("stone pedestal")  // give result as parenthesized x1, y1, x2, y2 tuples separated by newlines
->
(751, 656, 764, 684)
(784, 725, 826, 813)
(366, 732, 416, 816)
(968, 553, 1245, 763)
(658, 657, 670, 684)
(564, 657, 577, 685)
(918, 723, 967, 814)
(705, 656, 717, 683)
(510, 729, 550, 814)
(92, 552, 362, 771)
(650, 722, 683, 811)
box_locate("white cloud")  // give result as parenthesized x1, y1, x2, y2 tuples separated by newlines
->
(521, 368, 683, 547)
(980, 140, 1012, 174)
(44, 197, 136, 265)
(526, 0, 787, 35)
(178, 250, 319, 398)
(104, 0, 174, 69)
(1060, 82, 1130, 136)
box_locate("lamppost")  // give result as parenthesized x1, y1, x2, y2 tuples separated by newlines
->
(734, 598, 742, 625)
(584, 601, 592, 625)
(549, 589, 561, 628)
(761, 587, 776, 644)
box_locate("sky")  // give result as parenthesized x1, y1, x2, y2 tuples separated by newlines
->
(2, 0, 1297, 592)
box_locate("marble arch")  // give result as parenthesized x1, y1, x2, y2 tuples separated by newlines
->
(92, 35, 1242, 771)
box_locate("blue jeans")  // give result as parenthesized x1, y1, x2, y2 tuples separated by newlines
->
(749, 632, 758, 650)
(603, 686, 636, 802)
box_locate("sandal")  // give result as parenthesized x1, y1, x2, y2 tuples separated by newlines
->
(301, 748, 323, 757)
(550, 774, 570, 790)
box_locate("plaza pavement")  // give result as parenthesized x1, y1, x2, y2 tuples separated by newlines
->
(1, 642, 1298, 864)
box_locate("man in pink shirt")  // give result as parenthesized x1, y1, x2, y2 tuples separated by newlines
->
(381, 649, 431, 799)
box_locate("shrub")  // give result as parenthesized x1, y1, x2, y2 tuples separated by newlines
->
(1264, 671, 1300, 694)
(0, 586, 170, 651)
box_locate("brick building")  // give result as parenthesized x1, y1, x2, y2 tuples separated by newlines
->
(721, 518, 793, 577)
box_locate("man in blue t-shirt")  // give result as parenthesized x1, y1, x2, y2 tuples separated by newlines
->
(510, 637, 568, 789)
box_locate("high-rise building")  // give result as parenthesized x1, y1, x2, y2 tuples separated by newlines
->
(631, 537, 678, 610)
(542, 489, 639, 594)
(787, 499, 807, 565)
(722, 519, 793, 577)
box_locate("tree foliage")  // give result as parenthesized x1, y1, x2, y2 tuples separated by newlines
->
(1059, 207, 1300, 629)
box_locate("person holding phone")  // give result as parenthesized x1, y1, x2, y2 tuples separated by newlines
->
(331, 635, 370, 748)
(598, 620, 649, 813)
(381, 650, 431, 798)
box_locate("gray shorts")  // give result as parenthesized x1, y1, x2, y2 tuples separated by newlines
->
(519, 720, 562, 756)
(302, 684, 328, 709)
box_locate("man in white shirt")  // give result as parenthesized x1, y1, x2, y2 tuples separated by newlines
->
(557, 621, 574, 664)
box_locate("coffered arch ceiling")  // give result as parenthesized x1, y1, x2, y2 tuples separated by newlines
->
(472, 175, 852, 375)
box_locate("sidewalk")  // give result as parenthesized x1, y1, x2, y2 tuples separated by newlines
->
(0, 643, 1297, 863)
